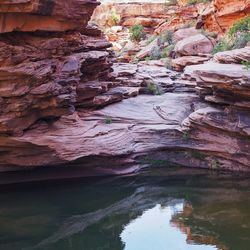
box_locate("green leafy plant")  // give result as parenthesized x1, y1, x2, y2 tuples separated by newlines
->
(210, 159, 220, 170)
(187, 0, 210, 5)
(232, 32, 250, 49)
(159, 30, 174, 45)
(201, 29, 217, 38)
(182, 131, 190, 141)
(241, 60, 250, 70)
(146, 82, 163, 95)
(212, 38, 232, 54)
(130, 24, 145, 42)
(161, 44, 175, 58)
(146, 36, 156, 45)
(149, 47, 162, 60)
(212, 16, 250, 53)
(228, 16, 250, 36)
(104, 116, 113, 125)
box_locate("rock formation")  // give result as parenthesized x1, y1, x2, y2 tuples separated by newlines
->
(202, 0, 250, 33)
(0, 0, 139, 173)
(0, 0, 250, 182)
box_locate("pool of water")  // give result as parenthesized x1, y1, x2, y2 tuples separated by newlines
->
(0, 168, 250, 250)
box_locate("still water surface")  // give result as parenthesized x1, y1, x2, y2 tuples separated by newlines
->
(0, 169, 249, 250)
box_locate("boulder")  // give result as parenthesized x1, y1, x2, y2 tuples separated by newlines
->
(173, 27, 200, 43)
(175, 34, 214, 56)
(214, 46, 250, 64)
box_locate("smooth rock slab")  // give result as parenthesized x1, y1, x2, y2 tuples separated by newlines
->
(0, 93, 204, 171)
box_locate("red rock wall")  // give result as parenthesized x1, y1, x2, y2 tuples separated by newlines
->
(203, 0, 250, 32)
(0, 0, 99, 33)
(0, 0, 118, 170)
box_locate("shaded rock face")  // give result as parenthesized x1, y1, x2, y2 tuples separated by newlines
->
(0, 0, 99, 33)
(175, 34, 214, 56)
(0, 0, 129, 171)
(0, 31, 114, 135)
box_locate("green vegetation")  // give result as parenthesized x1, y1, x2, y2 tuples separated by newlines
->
(149, 47, 162, 60)
(187, 0, 211, 5)
(161, 44, 175, 58)
(182, 131, 190, 141)
(201, 29, 217, 38)
(213, 16, 250, 54)
(212, 38, 232, 54)
(210, 159, 220, 170)
(159, 30, 174, 45)
(130, 24, 145, 42)
(146, 82, 163, 95)
(228, 16, 250, 36)
(232, 32, 250, 49)
(104, 116, 113, 125)
(107, 9, 121, 26)
(144, 30, 175, 61)
(146, 35, 156, 45)
(241, 60, 250, 70)
(165, 0, 178, 6)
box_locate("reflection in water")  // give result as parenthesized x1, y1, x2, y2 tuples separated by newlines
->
(121, 203, 217, 250)
(0, 169, 249, 250)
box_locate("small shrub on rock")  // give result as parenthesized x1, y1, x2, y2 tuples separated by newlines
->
(107, 9, 121, 26)
(212, 38, 232, 54)
(241, 60, 250, 70)
(149, 46, 162, 60)
(161, 44, 175, 58)
(213, 17, 250, 54)
(232, 32, 250, 49)
(159, 30, 174, 45)
(130, 24, 145, 42)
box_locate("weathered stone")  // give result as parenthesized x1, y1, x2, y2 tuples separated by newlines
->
(171, 55, 211, 71)
(175, 34, 214, 56)
(214, 46, 250, 64)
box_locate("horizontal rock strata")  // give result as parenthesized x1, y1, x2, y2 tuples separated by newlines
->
(0, 0, 250, 181)
(203, 0, 250, 32)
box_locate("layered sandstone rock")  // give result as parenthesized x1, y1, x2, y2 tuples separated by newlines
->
(214, 46, 250, 64)
(92, 0, 199, 34)
(203, 0, 250, 33)
(181, 49, 250, 171)
(0, 0, 99, 33)
(0, 0, 135, 172)
(0, 0, 250, 180)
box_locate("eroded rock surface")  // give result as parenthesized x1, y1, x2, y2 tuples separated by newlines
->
(0, 0, 250, 180)
(0, 0, 99, 33)
(175, 34, 214, 56)
(203, 0, 250, 33)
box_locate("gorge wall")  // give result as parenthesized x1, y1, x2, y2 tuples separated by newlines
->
(0, 0, 249, 183)
(92, 0, 250, 34)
